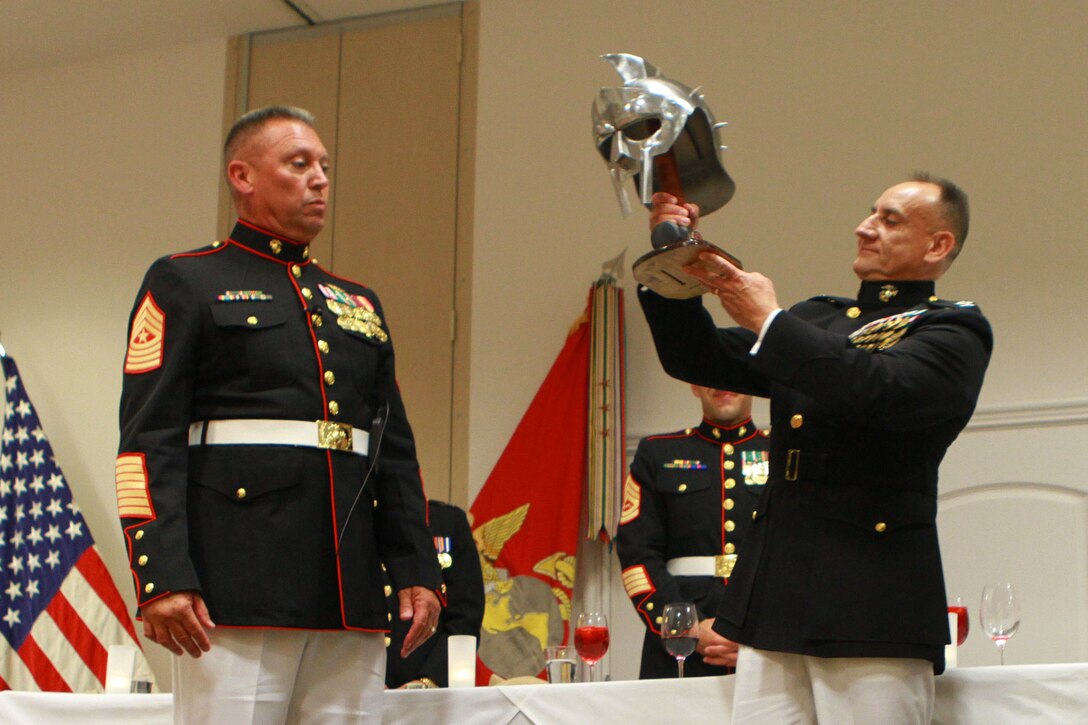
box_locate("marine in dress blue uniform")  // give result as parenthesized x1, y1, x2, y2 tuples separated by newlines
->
(385, 500, 485, 688)
(616, 395, 768, 679)
(638, 177, 991, 722)
(116, 107, 441, 723)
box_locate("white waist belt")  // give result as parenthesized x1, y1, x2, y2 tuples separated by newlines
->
(666, 555, 737, 578)
(188, 419, 369, 456)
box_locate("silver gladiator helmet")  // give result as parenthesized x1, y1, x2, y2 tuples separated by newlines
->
(592, 53, 734, 217)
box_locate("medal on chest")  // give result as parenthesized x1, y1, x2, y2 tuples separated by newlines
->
(319, 284, 388, 343)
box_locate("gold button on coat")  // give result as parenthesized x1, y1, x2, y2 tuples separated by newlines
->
(269, 239, 282, 255)
(724, 543, 735, 554)
(655, 616, 663, 625)
(302, 288, 313, 300)
(134, 530, 144, 540)
(725, 520, 735, 531)
(724, 460, 735, 470)
(324, 370, 335, 385)
(312, 314, 323, 327)
(144, 583, 155, 594)
(724, 498, 735, 510)
(790, 414, 804, 429)
(235, 488, 246, 500)
(318, 340, 329, 353)
(646, 602, 654, 611)
(725, 478, 736, 489)
(678, 483, 688, 492)
(384, 585, 393, 597)
(291, 264, 302, 278)
(138, 555, 148, 566)
(875, 522, 887, 533)
(328, 400, 340, 415)
(712, 428, 721, 439)
(846, 306, 861, 318)
(752, 511, 758, 520)
(723, 444, 734, 455)
(246, 316, 258, 325)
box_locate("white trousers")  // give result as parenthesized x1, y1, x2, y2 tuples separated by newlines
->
(173, 628, 386, 725)
(731, 645, 935, 725)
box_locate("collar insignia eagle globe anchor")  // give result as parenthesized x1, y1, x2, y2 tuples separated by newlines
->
(593, 53, 740, 298)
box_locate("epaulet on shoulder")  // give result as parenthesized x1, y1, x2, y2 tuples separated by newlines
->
(807, 294, 852, 306)
(927, 298, 981, 311)
(169, 240, 225, 259)
(644, 427, 696, 442)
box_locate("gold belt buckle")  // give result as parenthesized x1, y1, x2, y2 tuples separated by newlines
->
(715, 554, 738, 578)
(317, 420, 353, 451)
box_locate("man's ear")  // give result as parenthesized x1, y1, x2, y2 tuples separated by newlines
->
(925, 229, 956, 264)
(226, 159, 253, 196)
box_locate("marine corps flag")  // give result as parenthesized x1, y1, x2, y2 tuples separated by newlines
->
(0, 354, 153, 691)
(471, 267, 626, 683)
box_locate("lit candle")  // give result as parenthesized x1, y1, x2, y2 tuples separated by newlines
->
(448, 635, 477, 688)
(104, 644, 136, 693)
(945, 612, 958, 669)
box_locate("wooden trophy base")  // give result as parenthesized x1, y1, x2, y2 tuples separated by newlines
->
(632, 237, 743, 299)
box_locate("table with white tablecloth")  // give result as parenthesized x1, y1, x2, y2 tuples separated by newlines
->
(0, 663, 1085, 724)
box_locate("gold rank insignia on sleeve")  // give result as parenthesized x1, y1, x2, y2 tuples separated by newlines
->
(619, 474, 641, 525)
(115, 453, 153, 519)
(319, 284, 389, 343)
(124, 292, 165, 374)
(848, 308, 926, 351)
(621, 565, 652, 598)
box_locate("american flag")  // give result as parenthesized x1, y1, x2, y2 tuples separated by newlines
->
(0, 354, 152, 691)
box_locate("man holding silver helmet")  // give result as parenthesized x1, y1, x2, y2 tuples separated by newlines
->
(595, 54, 992, 723)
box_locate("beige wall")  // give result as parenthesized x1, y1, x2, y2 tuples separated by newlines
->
(1, 0, 1085, 685)
(0, 37, 229, 681)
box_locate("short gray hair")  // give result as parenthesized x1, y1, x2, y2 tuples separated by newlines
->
(223, 106, 316, 161)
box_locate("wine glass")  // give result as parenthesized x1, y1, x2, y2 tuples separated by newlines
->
(980, 583, 1020, 664)
(574, 612, 610, 682)
(661, 603, 699, 678)
(948, 595, 969, 646)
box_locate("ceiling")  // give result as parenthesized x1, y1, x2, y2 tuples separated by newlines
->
(0, 0, 435, 72)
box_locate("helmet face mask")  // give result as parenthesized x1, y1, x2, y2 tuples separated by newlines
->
(592, 54, 735, 217)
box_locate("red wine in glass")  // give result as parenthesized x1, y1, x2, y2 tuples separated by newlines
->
(574, 612, 609, 681)
(574, 626, 610, 664)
